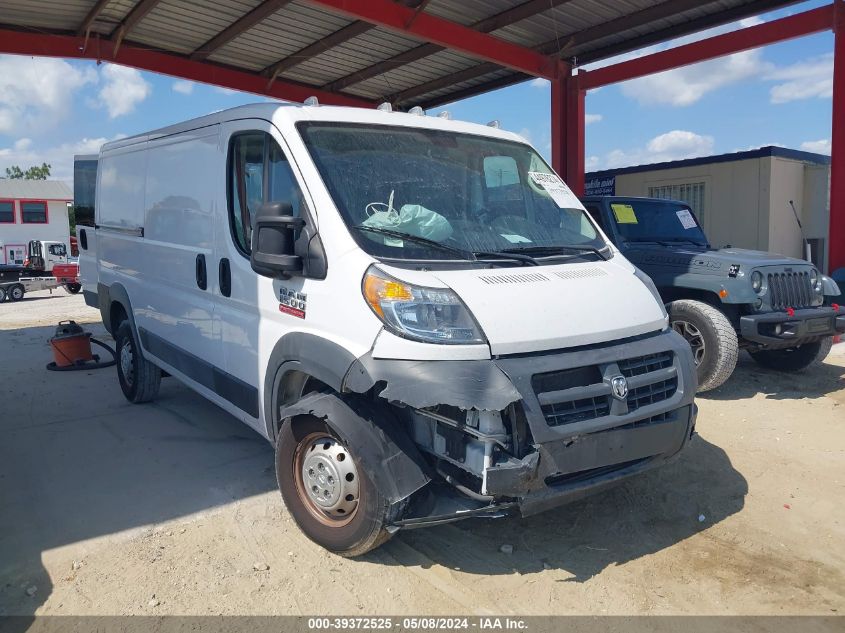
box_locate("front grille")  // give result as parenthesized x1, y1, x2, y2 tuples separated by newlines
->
(768, 271, 813, 309)
(628, 378, 678, 412)
(618, 351, 673, 377)
(533, 352, 678, 428)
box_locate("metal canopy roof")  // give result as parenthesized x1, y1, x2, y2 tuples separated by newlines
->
(0, 0, 803, 109)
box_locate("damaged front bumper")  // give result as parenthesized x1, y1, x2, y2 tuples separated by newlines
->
(343, 328, 697, 526)
(739, 305, 845, 346)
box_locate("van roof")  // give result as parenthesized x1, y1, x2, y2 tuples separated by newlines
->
(100, 102, 528, 153)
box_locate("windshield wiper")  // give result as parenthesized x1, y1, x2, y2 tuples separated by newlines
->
(472, 250, 539, 266)
(624, 237, 672, 246)
(502, 245, 608, 261)
(663, 238, 710, 247)
(353, 225, 475, 260)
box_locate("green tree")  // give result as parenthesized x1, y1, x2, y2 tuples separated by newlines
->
(4, 163, 51, 179)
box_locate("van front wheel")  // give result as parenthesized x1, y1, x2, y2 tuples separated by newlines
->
(276, 415, 394, 556)
(115, 320, 161, 403)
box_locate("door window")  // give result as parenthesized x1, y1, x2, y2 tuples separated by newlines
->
(584, 203, 606, 231)
(228, 132, 306, 254)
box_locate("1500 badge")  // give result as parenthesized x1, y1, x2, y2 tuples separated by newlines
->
(279, 287, 307, 319)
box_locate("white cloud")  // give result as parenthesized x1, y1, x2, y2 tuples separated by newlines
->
(0, 135, 123, 182)
(0, 56, 97, 134)
(529, 78, 550, 89)
(172, 80, 195, 95)
(619, 50, 769, 107)
(596, 130, 715, 170)
(800, 139, 831, 155)
(766, 54, 832, 104)
(98, 64, 151, 118)
(585, 114, 602, 125)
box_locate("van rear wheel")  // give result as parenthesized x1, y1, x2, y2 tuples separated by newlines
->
(669, 299, 738, 392)
(115, 320, 161, 403)
(276, 415, 394, 556)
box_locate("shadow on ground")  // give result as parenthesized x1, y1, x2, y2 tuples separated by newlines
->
(0, 322, 748, 615)
(699, 351, 845, 402)
(0, 323, 276, 618)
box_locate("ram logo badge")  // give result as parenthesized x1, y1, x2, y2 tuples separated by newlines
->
(610, 375, 629, 400)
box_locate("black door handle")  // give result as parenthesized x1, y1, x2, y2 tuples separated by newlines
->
(219, 258, 231, 297)
(196, 254, 207, 290)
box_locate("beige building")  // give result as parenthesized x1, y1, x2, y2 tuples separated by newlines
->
(585, 146, 832, 272)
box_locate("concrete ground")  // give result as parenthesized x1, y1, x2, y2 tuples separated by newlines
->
(1, 290, 844, 616)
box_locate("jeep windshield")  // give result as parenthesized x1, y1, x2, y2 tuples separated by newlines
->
(609, 199, 709, 247)
(297, 122, 609, 263)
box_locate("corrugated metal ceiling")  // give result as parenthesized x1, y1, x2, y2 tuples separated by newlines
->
(0, 0, 804, 108)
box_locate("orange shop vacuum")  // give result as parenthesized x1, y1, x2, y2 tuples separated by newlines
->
(47, 320, 116, 371)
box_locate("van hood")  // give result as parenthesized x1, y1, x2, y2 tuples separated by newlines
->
(430, 261, 667, 356)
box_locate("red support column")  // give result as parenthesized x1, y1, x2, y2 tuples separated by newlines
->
(830, 0, 845, 273)
(551, 66, 586, 194)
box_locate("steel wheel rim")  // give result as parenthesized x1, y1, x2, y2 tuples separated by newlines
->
(11, 286, 22, 300)
(673, 319, 706, 365)
(119, 341, 134, 385)
(293, 432, 360, 527)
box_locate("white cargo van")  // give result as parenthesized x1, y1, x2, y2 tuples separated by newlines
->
(80, 103, 697, 555)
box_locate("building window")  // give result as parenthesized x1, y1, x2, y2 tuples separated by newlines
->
(0, 200, 13, 223)
(648, 182, 705, 218)
(21, 201, 48, 224)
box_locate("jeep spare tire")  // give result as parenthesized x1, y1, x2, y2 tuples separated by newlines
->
(669, 299, 738, 392)
(749, 336, 833, 372)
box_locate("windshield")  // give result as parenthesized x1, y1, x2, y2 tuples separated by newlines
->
(609, 199, 708, 246)
(297, 122, 607, 263)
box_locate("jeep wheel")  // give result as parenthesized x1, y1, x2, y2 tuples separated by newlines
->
(276, 415, 395, 557)
(749, 337, 833, 372)
(669, 299, 738, 392)
(0, 287, 6, 303)
(115, 320, 161, 403)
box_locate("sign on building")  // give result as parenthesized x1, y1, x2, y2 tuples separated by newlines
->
(585, 176, 615, 196)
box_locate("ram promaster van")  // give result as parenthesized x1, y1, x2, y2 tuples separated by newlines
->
(79, 103, 697, 555)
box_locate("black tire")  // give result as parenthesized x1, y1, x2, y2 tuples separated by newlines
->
(669, 299, 739, 392)
(9, 284, 24, 301)
(115, 320, 161, 403)
(0, 287, 6, 303)
(749, 337, 834, 372)
(65, 283, 82, 294)
(276, 415, 395, 557)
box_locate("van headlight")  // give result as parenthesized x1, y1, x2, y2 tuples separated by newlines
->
(751, 271, 763, 293)
(363, 267, 486, 344)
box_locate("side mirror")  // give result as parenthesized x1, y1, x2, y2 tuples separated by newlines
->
(250, 202, 306, 278)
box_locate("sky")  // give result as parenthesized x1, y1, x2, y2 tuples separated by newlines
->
(0, 0, 835, 184)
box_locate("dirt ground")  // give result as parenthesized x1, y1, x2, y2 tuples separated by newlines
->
(1, 290, 843, 616)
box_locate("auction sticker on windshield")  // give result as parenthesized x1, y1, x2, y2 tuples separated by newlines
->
(676, 209, 697, 229)
(611, 203, 638, 224)
(529, 172, 583, 209)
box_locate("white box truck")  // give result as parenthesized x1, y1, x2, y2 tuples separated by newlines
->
(79, 103, 697, 555)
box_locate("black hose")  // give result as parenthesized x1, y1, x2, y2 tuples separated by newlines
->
(46, 337, 117, 372)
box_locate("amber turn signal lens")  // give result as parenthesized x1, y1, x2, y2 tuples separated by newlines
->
(363, 272, 414, 318)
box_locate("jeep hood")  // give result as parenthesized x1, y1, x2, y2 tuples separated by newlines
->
(630, 245, 813, 274)
(430, 261, 667, 356)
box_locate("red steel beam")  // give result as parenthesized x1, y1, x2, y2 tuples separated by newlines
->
(0, 28, 372, 107)
(303, 0, 557, 79)
(551, 65, 585, 192)
(830, 0, 845, 272)
(581, 4, 835, 90)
